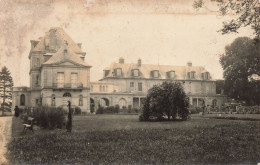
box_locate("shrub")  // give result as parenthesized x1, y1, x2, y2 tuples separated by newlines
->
(90, 106, 95, 114)
(96, 106, 104, 114)
(141, 81, 189, 121)
(139, 114, 145, 121)
(30, 106, 65, 129)
(74, 106, 82, 115)
(114, 105, 119, 113)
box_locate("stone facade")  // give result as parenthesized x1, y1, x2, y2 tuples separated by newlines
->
(91, 58, 227, 110)
(12, 27, 91, 112)
(12, 27, 227, 113)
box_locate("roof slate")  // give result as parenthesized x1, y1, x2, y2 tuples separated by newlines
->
(32, 27, 84, 54)
(43, 43, 91, 67)
(103, 62, 211, 80)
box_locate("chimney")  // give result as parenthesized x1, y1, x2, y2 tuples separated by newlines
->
(119, 57, 124, 64)
(137, 58, 142, 67)
(187, 61, 192, 67)
(77, 43, 82, 49)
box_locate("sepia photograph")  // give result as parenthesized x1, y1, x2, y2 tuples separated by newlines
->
(0, 0, 259, 164)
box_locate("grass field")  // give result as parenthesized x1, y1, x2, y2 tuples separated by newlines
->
(7, 114, 260, 164)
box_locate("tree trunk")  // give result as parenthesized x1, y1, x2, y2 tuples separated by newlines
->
(2, 79, 6, 116)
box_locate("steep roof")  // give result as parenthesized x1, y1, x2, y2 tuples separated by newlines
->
(102, 61, 211, 80)
(31, 27, 84, 54)
(43, 42, 91, 67)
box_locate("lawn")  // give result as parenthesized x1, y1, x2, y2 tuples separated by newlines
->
(7, 114, 260, 164)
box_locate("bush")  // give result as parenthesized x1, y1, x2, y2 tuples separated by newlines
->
(141, 81, 189, 121)
(96, 106, 104, 114)
(74, 106, 82, 115)
(90, 105, 95, 114)
(139, 114, 145, 121)
(30, 106, 65, 129)
(114, 105, 119, 113)
(96, 106, 120, 114)
(189, 107, 203, 114)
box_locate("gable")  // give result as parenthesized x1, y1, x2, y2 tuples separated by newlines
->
(59, 62, 76, 66)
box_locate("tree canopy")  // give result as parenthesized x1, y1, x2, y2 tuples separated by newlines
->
(193, 0, 260, 40)
(0, 66, 13, 115)
(141, 81, 189, 121)
(220, 37, 260, 105)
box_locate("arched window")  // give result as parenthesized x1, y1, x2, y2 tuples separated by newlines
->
(63, 92, 71, 97)
(79, 95, 83, 106)
(119, 98, 127, 109)
(20, 94, 25, 106)
(51, 94, 56, 106)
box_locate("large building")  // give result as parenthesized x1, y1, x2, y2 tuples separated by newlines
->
(90, 58, 227, 111)
(12, 28, 91, 112)
(12, 27, 226, 113)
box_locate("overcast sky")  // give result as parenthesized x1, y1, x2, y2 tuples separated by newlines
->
(0, 0, 253, 86)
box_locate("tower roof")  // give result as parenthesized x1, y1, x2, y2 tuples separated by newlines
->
(31, 27, 85, 55)
(43, 41, 91, 67)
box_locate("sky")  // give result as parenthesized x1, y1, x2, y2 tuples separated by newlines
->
(0, 0, 254, 86)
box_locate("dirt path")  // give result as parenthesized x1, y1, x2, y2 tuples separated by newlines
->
(0, 117, 12, 165)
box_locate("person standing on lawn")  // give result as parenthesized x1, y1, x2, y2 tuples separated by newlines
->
(14, 106, 19, 117)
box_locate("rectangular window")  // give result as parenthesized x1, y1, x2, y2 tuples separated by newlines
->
(133, 69, 139, 77)
(205, 72, 209, 79)
(138, 82, 142, 91)
(201, 73, 205, 79)
(104, 70, 109, 77)
(153, 71, 159, 78)
(37, 58, 40, 67)
(33, 57, 37, 68)
(44, 70, 47, 86)
(191, 72, 195, 79)
(57, 72, 64, 88)
(116, 69, 122, 76)
(36, 75, 39, 86)
(130, 82, 134, 87)
(187, 72, 191, 79)
(71, 73, 78, 88)
(45, 38, 50, 50)
(169, 71, 175, 78)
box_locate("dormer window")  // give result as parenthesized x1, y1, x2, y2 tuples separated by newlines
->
(191, 71, 195, 79)
(132, 69, 139, 77)
(114, 68, 122, 76)
(152, 70, 159, 78)
(188, 71, 195, 79)
(202, 72, 210, 80)
(167, 71, 175, 79)
(104, 70, 110, 77)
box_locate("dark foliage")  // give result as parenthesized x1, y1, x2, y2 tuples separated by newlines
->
(96, 106, 119, 114)
(220, 37, 260, 105)
(74, 106, 82, 115)
(141, 81, 189, 121)
(0, 66, 13, 115)
(216, 80, 225, 94)
(193, 0, 260, 39)
(22, 106, 65, 129)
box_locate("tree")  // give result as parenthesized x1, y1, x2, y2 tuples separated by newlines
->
(220, 37, 260, 105)
(193, 0, 260, 40)
(216, 79, 225, 94)
(0, 66, 13, 115)
(141, 81, 189, 121)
